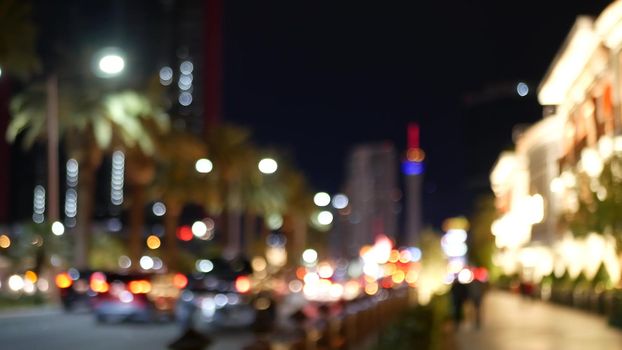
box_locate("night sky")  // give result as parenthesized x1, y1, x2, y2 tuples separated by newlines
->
(222, 0, 612, 225)
(15, 0, 615, 227)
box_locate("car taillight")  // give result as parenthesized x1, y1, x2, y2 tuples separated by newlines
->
(55, 272, 73, 289)
(235, 275, 251, 294)
(173, 273, 188, 289)
(128, 280, 152, 294)
(90, 272, 109, 293)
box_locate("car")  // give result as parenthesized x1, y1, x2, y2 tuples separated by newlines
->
(175, 257, 276, 331)
(56, 269, 186, 322)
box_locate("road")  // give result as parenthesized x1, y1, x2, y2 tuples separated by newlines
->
(456, 290, 622, 350)
(0, 308, 255, 350)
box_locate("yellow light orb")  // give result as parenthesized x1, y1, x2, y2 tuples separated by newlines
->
(146, 235, 161, 250)
(0, 234, 10, 248)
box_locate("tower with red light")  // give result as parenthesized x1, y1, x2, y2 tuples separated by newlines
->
(402, 123, 425, 245)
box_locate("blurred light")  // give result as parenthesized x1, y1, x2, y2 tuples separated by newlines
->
(516, 82, 529, 97)
(329, 283, 344, 299)
(332, 194, 349, 209)
(581, 148, 604, 178)
(252, 257, 267, 272)
(201, 298, 216, 318)
(51, 221, 65, 236)
(0, 234, 10, 248)
(140, 256, 154, 270)
(153, 257, 163, 270)
(118, 255, 131, 269)
(55, 273, 72, 289)
(392, 270, 405, 284)
(173, 273, 188, 289)
(266, 246, 287, 267)
(550, 177, 564, 194)
(179, 73, 193, 86)
(313, 192, 331, 207)
(68, 268, 80, 281)
(405, 270, 419, 284)
(318, 263, 334, 279)
(288, 280, 303, 293)
(196, 259, 214, 273)
(98, 54, 125, 76)
(146, 235, 161, 249)
(152, 202, 166, 216)
(23, 281, 36, 294)
(37, 278, 49, 292)
(179, 92, 193, 106)
(458, 269, 474, 284)
(33, 185, 45, 216)
(111, 151, 125, 205)
(107, 218, 122, 232)
(66, 159, 79, 187)
(317, 211, 333, 225)
(0, 66, 2, 78)
(343, 281, 361, 300)
(180, 61, 194, 74)
(192, 221, 208, 237)
(119, 290, 134, 303)
(406, 148, 426, 162)
(159, 66, 173, 81)
(266, 213, 283, 230)
(8, 275, 24, 291)
(258, 158, 278, 174)
(235, 275, 251, 293)
(302, 249, 318, 265)
(65, 189, 77, 218)
(23, 271, 37, 284)
(214, 294, 228, 308)
(303, 272, 320, 284)
(266, 233, 286, 247)
(177, 226, 193, 241)
(402, 160, 424, 175)
(389, 250, 400, 263)
(128, 280, 151, 294)
(195, 158, 213, 174)
(364, 282, 379, 296)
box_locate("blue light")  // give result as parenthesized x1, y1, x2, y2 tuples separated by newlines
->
(402, 160, 424, 175)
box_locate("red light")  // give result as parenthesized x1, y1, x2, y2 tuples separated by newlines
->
(128, 280, 152, 294)
(474, 268, 489, 282)
(235, 275, 251, 293)
(173, 273, 188, 289)
(177, 226, 193, 241)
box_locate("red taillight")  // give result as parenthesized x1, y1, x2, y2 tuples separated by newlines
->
(173, 273, 188, 289)
(90, 272, 109, 293)
(128, 280, 152, 294)
(55, 273, 73, 289)
(235, 275, 251, 294)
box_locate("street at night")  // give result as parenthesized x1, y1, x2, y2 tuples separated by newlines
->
(5, 0, 622, 349)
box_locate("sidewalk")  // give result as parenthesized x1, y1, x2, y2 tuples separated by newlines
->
(456, 290, 622, 350)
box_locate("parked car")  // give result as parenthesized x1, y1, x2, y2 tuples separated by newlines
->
(55, 268, 95, 311)
(175, 257, 276, 331)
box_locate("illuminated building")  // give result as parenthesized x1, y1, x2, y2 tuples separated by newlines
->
(340, 142, 400, 258)
(490, 2, 622, 286)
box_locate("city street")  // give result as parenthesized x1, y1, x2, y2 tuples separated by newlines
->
(0, 308, 254, 350)
(457, 290, 622, 350)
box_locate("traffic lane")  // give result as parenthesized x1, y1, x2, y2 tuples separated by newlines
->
(0, 310, 255, 350)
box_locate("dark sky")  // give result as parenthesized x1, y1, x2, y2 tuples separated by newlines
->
(222, 0, 612, 225)
(19, 0, 614, 226)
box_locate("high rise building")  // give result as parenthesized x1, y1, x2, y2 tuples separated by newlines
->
(339, 142, 400, 258)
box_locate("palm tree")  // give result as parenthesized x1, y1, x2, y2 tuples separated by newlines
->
(151, 128, 208, 271)
(7, 82, 168, 268)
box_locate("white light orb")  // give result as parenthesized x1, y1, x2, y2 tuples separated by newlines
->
(195, 158, 213, 174)
(302, 248, 318, 265)
(313, 192, 331, 207)
(332, 194, 349, 209)
(192, 221, 208, 237)
(98, 54, 125, 76)
(258, 158, 278, 174)
(152, 202, 166, 216)
(317, 211, 334, 225)
(139, 256, 154, 270)
(196, 259, 214, 273)
(8, 275, 24, 291)
(516, 82, 529, 97)
(118, 255, 132, 269)
(51, 221, 65, 236)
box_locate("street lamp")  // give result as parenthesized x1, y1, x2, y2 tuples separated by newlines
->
(195, 158, 213, 174)
(92, 47, 126, 78)
(258, 158, 278, 174)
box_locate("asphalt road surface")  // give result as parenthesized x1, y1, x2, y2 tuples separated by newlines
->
(0, 308, 255, 350)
